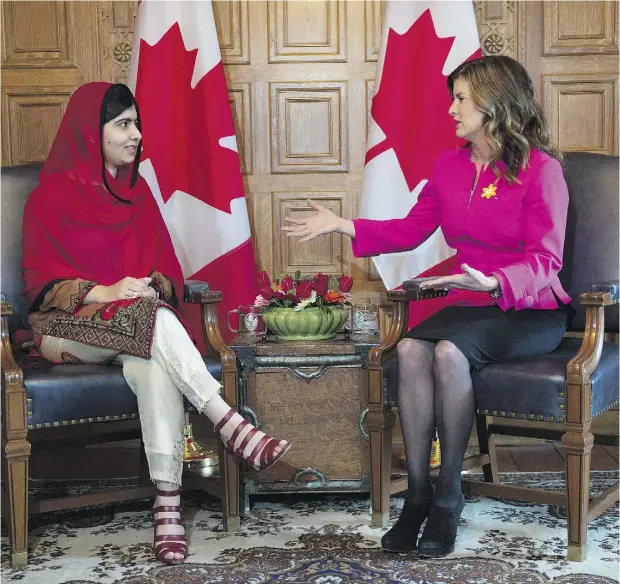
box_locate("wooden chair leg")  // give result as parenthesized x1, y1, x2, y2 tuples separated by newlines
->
(217, 351, 240, 530)
(475, 414, 498, 482)
(561, 425, 594, 562)
(367, 405, 396, 528)
(3, 437, 31, 568)
(487, 434, 500, 482)
(220, 442, 240, 531)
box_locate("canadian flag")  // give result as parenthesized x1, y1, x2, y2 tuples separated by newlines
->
(361, 1, 481, 291)
(128, 0, 258, 347)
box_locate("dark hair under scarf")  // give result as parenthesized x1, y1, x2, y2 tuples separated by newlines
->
(100, 83, 143, 201)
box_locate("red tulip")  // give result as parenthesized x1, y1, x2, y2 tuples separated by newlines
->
(295, 280, 314, 299)
(259, 286, 274, 300)
(313, 273, 329, 297)
(257, 271, 271, 288)
(338, 275, 353, 293)
(281, 276, 294, 292)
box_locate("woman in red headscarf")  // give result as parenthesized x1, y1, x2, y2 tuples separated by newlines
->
(22, 82, 291, 565)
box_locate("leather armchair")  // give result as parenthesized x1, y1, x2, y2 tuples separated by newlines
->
(366, 151, 619, 561)
(1, 164, 240, 569)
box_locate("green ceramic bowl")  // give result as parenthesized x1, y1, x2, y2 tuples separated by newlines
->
(262, 306, 349, 341)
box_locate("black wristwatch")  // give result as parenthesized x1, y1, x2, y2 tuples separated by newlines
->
(489, 286, 502, 299)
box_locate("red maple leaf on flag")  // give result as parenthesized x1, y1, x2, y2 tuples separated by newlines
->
(365, 10, 481, 192)
(135, 23, 244, 213)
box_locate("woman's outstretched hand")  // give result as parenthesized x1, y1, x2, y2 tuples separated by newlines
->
(85, 277, 156, 304)
(282, 199, 355, 242)
(419, 264, 498, 293)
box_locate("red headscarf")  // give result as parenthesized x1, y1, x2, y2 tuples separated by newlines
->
(22, 82, 184, 308)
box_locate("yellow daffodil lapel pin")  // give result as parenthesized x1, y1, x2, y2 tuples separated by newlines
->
(481, 184, 498, 199)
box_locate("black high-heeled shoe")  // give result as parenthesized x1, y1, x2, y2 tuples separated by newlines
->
(417, 494, 465, 558)
(381, 499, 431, 553)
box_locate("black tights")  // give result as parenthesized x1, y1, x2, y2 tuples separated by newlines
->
(396, 338, 474, 508)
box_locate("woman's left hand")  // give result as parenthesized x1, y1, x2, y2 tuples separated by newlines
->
(419, 263, 498, 292)
(140, 277, 158, 299)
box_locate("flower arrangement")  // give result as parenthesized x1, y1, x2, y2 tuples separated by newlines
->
(254, 271, 353, 312)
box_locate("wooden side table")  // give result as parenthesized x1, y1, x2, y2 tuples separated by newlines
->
(230, 333, 379, 515)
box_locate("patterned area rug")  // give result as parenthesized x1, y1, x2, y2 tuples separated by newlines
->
(1, 471, 618, 584)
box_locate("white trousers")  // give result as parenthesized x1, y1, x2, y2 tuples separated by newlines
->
(40, 308, 221, 486)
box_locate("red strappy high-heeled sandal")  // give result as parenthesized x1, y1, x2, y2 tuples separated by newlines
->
(214, 408, 292, 471)
(152, 488, 187, 565)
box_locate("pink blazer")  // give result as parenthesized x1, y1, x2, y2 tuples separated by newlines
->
(352, 147, 571, 312)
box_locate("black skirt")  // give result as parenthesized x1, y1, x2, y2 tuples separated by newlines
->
(404, 305, 568, 371)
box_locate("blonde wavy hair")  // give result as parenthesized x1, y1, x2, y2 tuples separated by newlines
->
(447, 56, 562, 183)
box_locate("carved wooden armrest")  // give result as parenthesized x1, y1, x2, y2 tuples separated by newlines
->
(579, 280, 619, 307)
(367, 290, 411, 368)
(184, 280, 219, 304)
(1, 301, 21, 365)
(566, 282, 618, 387)
(182, 280, 236, 370)
(1, 302, 22, 378)
(1, 301, 28, 441)
(564, 282, 619, 424)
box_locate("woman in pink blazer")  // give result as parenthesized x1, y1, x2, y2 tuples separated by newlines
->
(284, 56, 571, 558)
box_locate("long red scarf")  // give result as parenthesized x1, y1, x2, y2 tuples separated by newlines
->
(22, 82, 183, 308)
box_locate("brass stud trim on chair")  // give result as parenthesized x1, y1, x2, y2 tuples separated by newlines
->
(29, 413, 139, 430)
(475, 376, 570, 423)
(475, 407, 565, 423)
(594, 400, 620, 416)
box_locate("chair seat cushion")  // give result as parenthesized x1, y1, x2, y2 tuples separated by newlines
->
(472, 338, 618, 422)
(382, 338, 619, 422)
(21, 355, 222, 429)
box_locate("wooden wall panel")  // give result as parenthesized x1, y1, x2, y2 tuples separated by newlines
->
(273, 193, 347, 277)
(100, 1, 137, 84)
(247, 191, 273, 277)
(543, 1, 618, 55)
(1, 1, 101, 165)
(2, 2, 75, 68)
(228, 83, 252, 174)
(363, 79, 381, 282)
(473, 0, 521, 60)
(5, 91, 69, 164)
(364, 0, 384, 62)
(270, 82, 347, 173)
(521, 1, 619, 155)
(543, 75, 617, 154)
(214, 0, 249, 64)
(268, 0, 346, 63)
